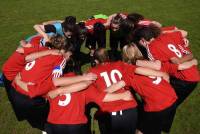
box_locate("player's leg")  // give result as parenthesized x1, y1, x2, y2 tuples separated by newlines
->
(140, 111, 162, 134)
(170, 77, 198, 106)
(96, 112, 111, 134)
(96, 30, 106, 49)
(111, 108, 138, 134)
(161, 102, 177, 133)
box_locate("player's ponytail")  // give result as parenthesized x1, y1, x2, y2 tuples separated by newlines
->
(63, 39, 76, 53)
(122, 43, 143, 64)
(134, 24, 161, 43)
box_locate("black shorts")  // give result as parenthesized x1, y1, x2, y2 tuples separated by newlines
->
(170, 77, 198, 106)
(97, 107, 138, 134)
(8, 85, 49, 130)
(2, 74, 13, 103)
(138, 102, 176, 134)
(109, 29, 127, 51)
(85, 32, 106, 50)
(45, 123, 88, 134)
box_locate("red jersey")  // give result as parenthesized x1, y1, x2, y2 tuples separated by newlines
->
(124, 74, 177, 112)
(47, 73, 106, 125)
(160, 62, 178, 74)
(147, 31, 200, 82)
(89, 61, 137, 113)
(2, 36, 46, 81)
(85, 18, 107, 33)
(12, 53, 66, 98)
(161, 26, 177, 32)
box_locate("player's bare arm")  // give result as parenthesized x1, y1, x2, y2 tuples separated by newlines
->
(170, 53, 193, 64)
(47, 81, 93, 99)
(52, 73, 97, 87)
(25, 49, 61, 62)
(33, 24, 49, 42)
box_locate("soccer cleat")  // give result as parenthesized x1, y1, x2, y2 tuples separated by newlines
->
(0, 73, 4, 87)
(42, 131, 47, 134)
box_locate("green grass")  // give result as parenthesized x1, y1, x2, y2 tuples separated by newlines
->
(0, 0, 200, 133)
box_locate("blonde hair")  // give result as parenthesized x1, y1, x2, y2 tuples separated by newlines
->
(122, 43, 143, 64)
(45, 34, 66, 50)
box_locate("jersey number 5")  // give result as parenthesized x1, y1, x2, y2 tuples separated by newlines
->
(58, 93, 71, 107)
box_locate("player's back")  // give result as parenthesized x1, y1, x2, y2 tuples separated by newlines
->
(89, 61, 137, 112)
(21, 55, 63, 83)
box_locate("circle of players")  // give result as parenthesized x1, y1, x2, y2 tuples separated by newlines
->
(2, 12, 200, 134)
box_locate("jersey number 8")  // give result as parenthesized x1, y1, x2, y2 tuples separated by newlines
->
(168, 44, 182, 58)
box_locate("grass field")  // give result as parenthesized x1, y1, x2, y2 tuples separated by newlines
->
(0, 0, 200, 134)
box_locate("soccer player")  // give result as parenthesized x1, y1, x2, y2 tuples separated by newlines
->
(88, 48, 170, 134)
(106, 13, 128, 61)
(6, 35, 73, 130)
(85, 18, 107, 54)
(122, 44, 198, 134)
(2, 34, 60, 122)
(134, 25, 200, 106)
(122, 44, 176, 134)
(41, 72, 133, 134)
(34, 16, 77, 41)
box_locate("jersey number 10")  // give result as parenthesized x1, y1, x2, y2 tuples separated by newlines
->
(100, 69, 122, 87)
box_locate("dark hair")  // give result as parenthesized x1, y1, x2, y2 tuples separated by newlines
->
(134, 24, 161, 43)
(62, 22, 77, 33)
(45, 34, 66, 50)
(111, 13, 124, 25)
(127, 13, 144, 25)
(64, 16, 76, 25)
(93, 22, 106, 35)
(63, 39, 76, 53)
(77, 22, 87, 38)
(120, 18, 135, 33)
(94, 48, 109, 64)
(62, 16, 77, 34)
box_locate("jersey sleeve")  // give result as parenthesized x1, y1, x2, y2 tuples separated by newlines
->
(52, 57, 66, 78)
(123, 62, 136, 74)
(161, 26, 177, 31)
(161, 62, 178, 75)
(85, 84, 106, 106)
(23, 47, 47, 56)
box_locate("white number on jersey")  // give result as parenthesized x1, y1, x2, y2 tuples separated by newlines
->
(58, 93, 71, 107)
(149, 76, 162, 85)
(167, 44, 182, 58)
(25, 60, 36, 71)
(100, 69, 123, 87)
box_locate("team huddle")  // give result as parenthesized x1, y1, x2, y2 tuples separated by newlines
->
(2, 12, 200, 134)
